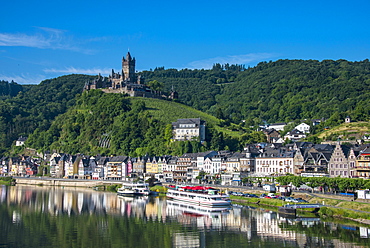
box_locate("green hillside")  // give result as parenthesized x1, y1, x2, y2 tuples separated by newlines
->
(142, 59, 370, 125)
(25, 90, 256, 156)
(0, 74, 94, 154)
(130, 97, 219, 124)
(128, 97, 240, 137)
(316, 121, 370, 141)
(218, 59, 370, 124)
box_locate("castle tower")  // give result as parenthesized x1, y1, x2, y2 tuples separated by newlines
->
(122, 52, 136, 83)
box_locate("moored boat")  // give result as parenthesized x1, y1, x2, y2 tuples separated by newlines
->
(117, 182, 150, 196)
(166, 185, 231, 207)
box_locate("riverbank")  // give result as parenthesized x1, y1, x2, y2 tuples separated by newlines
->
(12, 178, 370, 225)
(0, 177, 16, 186)
(14, 177, 119, 188)
(229, 191, 370, 226)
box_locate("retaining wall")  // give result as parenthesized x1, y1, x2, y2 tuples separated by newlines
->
(15, 178, 117, 188)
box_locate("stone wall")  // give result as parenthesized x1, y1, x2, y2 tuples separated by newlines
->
(15, 178, 118, 188)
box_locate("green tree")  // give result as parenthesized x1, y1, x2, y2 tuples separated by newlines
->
(148, 80, 164, 92)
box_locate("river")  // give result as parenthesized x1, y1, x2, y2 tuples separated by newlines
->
(0, 185, 369, 248)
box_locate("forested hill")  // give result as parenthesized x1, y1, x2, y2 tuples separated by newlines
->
(0, 74, 95, 154)
(0, 80, 24, 99)
(26, 90, 252, 156)
(1, 59, 370, 155)
(219, 59, 370, 124)
(141, 59, 370, 126)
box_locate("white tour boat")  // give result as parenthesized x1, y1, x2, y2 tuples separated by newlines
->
(166, 185, 231, 207)
(117, 182, 150, 196)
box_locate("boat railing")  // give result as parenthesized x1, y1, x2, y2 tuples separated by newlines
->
(168, 187, 228, 196)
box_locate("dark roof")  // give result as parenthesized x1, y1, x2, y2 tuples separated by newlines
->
(269, 122, 287, 126)
(172, 118, 205, 128)
(108, 156, 128, 163)
(289, 129, 304, 135)
(314, 144, 334, 152)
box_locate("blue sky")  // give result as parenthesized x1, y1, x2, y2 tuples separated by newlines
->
(1, 0, 369, 84)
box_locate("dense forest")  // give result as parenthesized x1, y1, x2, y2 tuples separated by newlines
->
(0, 75, 94, 154)
(141, 59, 370, 126)
(0, 80, 24, 99)
(1, 59, 370, 156)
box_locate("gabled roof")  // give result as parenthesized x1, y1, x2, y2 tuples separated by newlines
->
(97, 156, 109, 165)
(17, 136, 27, 142)
(321, 152, 333, 161)
(172, 118, 205, 128)
(225, 152, 244, 160)
(289, 129, 304, 135)
(108, 156, 128, 163)
(314, 144, 334, 152)
(180, 151, 217, 159)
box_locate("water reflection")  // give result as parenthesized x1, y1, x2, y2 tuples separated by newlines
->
(0, 185, 369, 248)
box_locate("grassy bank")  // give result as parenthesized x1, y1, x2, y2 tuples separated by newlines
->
(0, 177, 16, 186)
(319, 206, 370, 223)
(231, 193, 370, 225)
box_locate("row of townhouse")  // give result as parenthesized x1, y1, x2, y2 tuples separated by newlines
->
(0, 156, 39, 176)
(253, 142, 370, 179)
(2, 142, 370, 182)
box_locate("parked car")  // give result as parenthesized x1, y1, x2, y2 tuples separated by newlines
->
(268, 193, 279, 198)
(245, 193, 258, 198)
(231, 192, 244, 196)
(284, 197, 295, 202)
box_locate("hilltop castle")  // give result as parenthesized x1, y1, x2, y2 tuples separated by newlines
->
(84, 52, 177, 99)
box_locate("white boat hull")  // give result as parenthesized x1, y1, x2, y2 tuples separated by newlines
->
(166, 188, 231, 207)
(117, 182, 150, 196)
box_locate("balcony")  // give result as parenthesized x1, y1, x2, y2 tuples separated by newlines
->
(353, 166, 370, 171)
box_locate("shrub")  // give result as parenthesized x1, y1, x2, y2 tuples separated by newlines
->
(107, 184, 121, 192)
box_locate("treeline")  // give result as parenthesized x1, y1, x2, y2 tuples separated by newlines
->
(0, 74, 94, 154)
(139, 63, 245, 112)
(276, 175, 370, 193)
(140, 59, 370, 127)
(218, 59, 370, 124)
(0, 80, 24, 99)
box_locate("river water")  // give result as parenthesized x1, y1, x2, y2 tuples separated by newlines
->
(0, 185, 369, 248)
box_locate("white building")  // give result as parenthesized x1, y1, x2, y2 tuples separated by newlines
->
(284, 129, 306, 142)
(203, 156, 223, 175)
(266, 123, 287, 131)
(255, 148, 295, 177)
(15, 136, 27, 146)
(295, 123, 310, 133)
(172, 118, 206, 141)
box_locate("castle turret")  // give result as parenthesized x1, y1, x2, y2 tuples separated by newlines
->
(122, 52, 136, 83)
